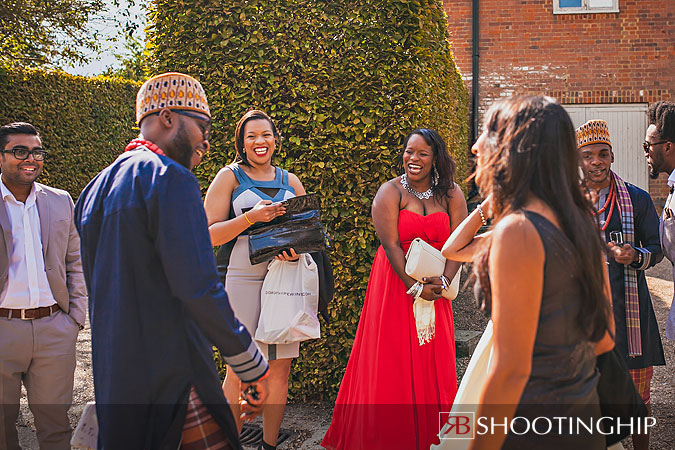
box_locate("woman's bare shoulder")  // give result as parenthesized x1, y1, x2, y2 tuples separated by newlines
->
(373, 178, 403, 210)
(213, 165, 237, 184)
(446, 183, 466, 204)
(492, 212, 540, 247)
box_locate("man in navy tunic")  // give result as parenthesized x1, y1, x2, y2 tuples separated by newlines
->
(75, 72, 268, 449)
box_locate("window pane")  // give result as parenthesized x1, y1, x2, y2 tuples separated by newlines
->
(588, 0, 614, 7)
(559, 0, 583, 7)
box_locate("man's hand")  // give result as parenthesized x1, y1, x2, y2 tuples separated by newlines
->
(239, 378, 269, 423)
(608, 242, 638, 265)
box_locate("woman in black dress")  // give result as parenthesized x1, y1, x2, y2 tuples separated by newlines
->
(442, 96, 615, 449)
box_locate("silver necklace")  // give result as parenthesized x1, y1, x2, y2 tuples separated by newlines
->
(400, 174, 433, 200)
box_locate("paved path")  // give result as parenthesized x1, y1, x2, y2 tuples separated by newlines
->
(17, 260, 675, 449)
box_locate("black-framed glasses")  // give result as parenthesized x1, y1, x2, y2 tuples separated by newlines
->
(643, 141, 669, 152)
(1, 146, 48, 161)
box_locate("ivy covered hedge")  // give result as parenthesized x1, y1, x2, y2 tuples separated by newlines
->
(0, 67, 140, 198)
(149, 0, 468, 400)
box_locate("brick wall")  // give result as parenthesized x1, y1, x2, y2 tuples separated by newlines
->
(443, 0, 674, 205)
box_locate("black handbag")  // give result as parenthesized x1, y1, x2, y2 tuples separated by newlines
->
(247, 193, 328, 265)
(596, 347, 648, 445)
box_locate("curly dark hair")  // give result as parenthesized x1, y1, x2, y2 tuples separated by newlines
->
(473, 96, 611, 343)
(401, 128, 456, 200)
(648, 101, 675, 143)
(232, 110, 281, 166)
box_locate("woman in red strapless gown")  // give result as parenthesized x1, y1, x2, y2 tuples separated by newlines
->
(322, 129, 467, 450)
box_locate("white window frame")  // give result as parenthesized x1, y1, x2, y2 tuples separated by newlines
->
(553, 0, 619, 14)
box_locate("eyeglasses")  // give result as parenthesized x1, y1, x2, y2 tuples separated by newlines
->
(1, 146, 48, 161)
(148, 109, 212, 140)
(643, 141, 669, 152)
(171, 110, 211, 140)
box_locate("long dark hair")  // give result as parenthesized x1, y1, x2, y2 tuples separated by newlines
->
(233, 110, 281, 166)
(402, 128, 456, 201)
(474, 96, 610, 342)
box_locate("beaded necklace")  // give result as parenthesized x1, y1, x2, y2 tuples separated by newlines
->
(400, 174, 433, 200)
(595, 176, 616, 231)
(125, 138, 166, 156)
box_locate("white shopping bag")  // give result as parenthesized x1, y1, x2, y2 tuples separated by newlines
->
(255, 254, 321, 344)
(71, 401, 98, 449)
(432, 321, 493, 449)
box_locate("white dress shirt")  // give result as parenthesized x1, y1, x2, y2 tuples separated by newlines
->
(668, 168, 675, 188)
(0, 180, 56, 309)
(665, 168, 675, 339)
(663, 168, 675, 219)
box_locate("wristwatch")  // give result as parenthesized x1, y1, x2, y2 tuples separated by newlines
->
(630, 249, 643, 268)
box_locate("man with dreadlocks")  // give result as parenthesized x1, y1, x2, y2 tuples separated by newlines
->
(577, 119, 664, 450)
(643, 100, 675, 342)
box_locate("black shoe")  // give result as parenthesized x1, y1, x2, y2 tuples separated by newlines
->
(257, 440, 276, 450)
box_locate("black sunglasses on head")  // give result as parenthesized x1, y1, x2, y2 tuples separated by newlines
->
(1, 146, 48, 161)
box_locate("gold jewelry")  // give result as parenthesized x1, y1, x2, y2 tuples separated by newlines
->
(244, 211, 255, 225)
(476, 204, 488, 226)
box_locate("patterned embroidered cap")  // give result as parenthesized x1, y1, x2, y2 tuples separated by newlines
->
(576, 119, 612, 149)
(136, 72, 211, 124)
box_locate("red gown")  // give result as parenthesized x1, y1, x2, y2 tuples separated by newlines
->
(322, 209, 457, 450)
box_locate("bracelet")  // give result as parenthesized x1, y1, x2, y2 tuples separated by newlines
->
(440, 275, 450, 291)
(406, 281, 424, 299)
(406, 281, 421, 296)
(244, 211, 255, 225)
(476, 203, 488, 226)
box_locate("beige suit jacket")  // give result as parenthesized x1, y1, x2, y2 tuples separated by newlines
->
(0, 182, 87, 326)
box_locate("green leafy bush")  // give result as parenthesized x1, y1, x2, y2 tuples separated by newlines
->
(0, 67, 140, 197)
(149, 0, 469, 401)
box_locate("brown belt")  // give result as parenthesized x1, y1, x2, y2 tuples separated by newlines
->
(0, 304, 61, 320)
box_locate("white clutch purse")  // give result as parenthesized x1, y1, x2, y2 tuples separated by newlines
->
(405, 237, 460, 300)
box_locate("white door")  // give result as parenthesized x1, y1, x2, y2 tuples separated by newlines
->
(564, 104, 649, 192)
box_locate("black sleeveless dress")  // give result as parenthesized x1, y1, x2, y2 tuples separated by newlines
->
(501, 211, 604, 449)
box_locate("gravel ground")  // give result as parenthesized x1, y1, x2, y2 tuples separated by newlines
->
(16, 262, 674, 449)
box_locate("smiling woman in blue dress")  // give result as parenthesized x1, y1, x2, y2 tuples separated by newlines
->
(204, 110, 306, 450)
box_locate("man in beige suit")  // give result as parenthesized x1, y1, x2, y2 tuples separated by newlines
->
(0, 122, 86, 449)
